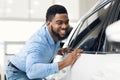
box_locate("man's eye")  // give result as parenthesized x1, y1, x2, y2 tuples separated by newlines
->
(56, 21, 63, 25)
(56, 20, 69, 25)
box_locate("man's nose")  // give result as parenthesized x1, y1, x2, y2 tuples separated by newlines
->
(62, 23, 69, 29)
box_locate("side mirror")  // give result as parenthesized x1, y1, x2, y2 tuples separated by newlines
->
(106, 20, 120, 49)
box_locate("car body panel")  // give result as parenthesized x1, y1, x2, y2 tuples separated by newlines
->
(61, 54, 120, 80)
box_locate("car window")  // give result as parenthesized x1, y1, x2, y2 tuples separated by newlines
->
(70, 2, 112, 52)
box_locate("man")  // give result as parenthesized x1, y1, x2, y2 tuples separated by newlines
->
(6, 4, 83, 80)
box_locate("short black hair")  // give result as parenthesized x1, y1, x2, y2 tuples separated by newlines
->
(46, 4, 68, 21)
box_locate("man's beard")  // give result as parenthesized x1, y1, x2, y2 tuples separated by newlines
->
(51, 25, 67, 40)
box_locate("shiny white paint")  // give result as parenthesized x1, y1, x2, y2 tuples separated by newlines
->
(61, 54, 120, 80)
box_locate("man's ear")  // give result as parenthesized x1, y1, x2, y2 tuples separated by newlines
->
(46, 21, 50, 26)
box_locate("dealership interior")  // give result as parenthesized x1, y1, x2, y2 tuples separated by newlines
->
(2, 0, 118, 80)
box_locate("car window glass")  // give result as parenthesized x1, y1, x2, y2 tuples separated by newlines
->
(70, 2, 112, 52)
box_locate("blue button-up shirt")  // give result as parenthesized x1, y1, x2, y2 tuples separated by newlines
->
(10, 24, 60, 79)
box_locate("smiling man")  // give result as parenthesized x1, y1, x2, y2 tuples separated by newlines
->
(6, 4, 83, 80)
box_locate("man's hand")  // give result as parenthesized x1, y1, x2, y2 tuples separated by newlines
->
(58, 48, 84, 70)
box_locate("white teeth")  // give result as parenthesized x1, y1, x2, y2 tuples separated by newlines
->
(60, 30, 66, 34)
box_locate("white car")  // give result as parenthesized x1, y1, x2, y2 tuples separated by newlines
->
(47, 0, 120, 80)
(62, 20, 120, 80)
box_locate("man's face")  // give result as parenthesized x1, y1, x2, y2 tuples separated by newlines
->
(48, 13, 70, 40)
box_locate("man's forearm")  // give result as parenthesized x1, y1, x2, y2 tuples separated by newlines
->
(58, 61, 67, 70)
